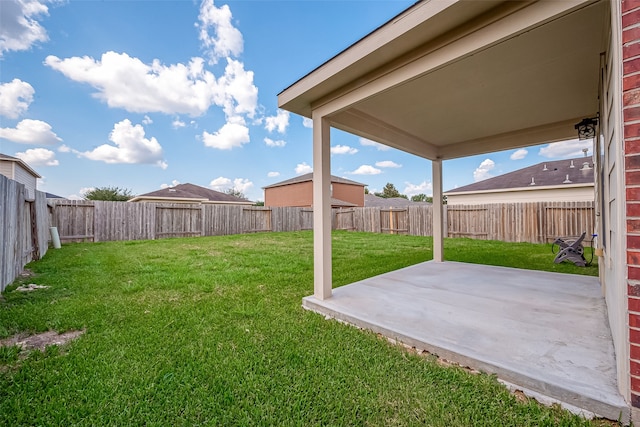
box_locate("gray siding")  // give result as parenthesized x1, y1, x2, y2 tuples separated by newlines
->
(0, 160, 38, 199)
(0, 161, 14, 179)
(13, 164, 37, 199)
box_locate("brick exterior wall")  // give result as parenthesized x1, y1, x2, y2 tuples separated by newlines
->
(265, 181, 313, 207)
(624, 0, 640, 408)
(264, 181, 364, 207)
(332, 183, 365, 207)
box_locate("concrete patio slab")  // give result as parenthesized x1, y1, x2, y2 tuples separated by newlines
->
(302, 261, 629, 421)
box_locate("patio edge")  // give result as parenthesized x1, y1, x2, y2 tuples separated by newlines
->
(302, 295, 631, 423)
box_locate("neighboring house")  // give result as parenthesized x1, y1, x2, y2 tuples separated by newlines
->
(0, 153, 41, 199)
(129, 183, 254, 206)
(364, 193, 431, 208)
(445, 157, 595, 205)
(278, 0, 640, 420)
(263, 173, 365, 208)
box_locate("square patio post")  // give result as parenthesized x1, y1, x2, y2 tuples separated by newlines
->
(313, 113, 332, 300)
(432, 159, 444, 262)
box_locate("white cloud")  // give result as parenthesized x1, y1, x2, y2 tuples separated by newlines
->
(45, 53, 216, 116)
(172, 118, 186, 129)
(160, 179, 180, 189)
(142, 115, 153, 125)
(264, 109, 289, 133)
(45, 53, 258, 121)
(216, 58, 258, 120)
(264, 137, 286, 147)
(78, 119, 167, 169)
(349, 165, 381, 175)
(360, 137, 390, 151)
(209, 176, 252, 194)
(0, 119, 61, 144)
(295, 162, 312, 175)
(267, 171, 280, 178)
(473, 159, 495, 182)
(538, 139, 592, 159)
(0, 0, 49, 57)
(331, 145, 358, 155)
(15, 147, 58, 166)
(375, 160, 401, 168)
(197, 0, 243, 64)
(202, 121, 249, 150)
(57, 144, 71, 153)
(302, 117, 312, 128)
(209, 176, 232, 191)
(0, 79, 34, 118)
(403, 181, 432, 197)
(232, 178, 253, 194)
(510, 148, 528, 160)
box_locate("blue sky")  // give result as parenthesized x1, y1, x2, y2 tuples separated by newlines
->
(0, 0, 593, 201)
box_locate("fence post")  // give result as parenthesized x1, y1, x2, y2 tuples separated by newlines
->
(443, 204, 448, 238)
(201, 205, 206, 237)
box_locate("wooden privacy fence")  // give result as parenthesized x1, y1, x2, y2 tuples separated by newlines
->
(48, 200, 594, 245)
(0, 175, 50, 291)
(48, 200, 318, 242)
(445, 201, 594, 243)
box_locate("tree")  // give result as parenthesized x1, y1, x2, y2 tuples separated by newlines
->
(254, 201, 265, 206)
(84, 186, 133, 201)
(225, 188, 247, 200)
(411, 194, 433, 203)
(375, 182, 407, 199)
(364, 187, 370, 195)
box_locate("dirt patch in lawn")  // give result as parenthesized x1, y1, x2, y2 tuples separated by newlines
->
(0, 330, 85, 352)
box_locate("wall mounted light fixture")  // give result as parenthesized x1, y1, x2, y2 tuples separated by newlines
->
(574, 117, 598, 140)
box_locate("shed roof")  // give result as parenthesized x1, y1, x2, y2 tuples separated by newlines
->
(445, 157, 594, 194)
(263, 173, 366, 189)
(0, 153, 41, 178)
(130, 183, 253, 204)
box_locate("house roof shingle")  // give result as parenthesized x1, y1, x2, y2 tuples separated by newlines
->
(445, 157, 594, 194)
(331, 198, 358, 208)
(132, 183, 252, 203)
(364, 194, 431, 208)
(263, 173, 365, 189)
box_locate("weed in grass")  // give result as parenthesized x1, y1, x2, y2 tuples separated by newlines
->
(0, 345, 20, 364)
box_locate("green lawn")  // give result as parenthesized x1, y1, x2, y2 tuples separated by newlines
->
(0, 231, 610, 426)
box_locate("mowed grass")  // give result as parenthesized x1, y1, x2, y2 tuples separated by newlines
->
(0, 231, 608, 426)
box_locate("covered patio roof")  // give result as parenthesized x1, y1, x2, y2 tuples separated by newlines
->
(278, 0, 607, 160)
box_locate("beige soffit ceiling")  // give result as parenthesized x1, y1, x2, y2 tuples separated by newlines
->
(278, 0, 608, 161)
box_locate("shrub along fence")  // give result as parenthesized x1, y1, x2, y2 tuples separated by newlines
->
(48, 199, 594, 245)
(0, 175, 50, 291)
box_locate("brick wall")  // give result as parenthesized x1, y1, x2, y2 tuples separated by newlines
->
(264, 181, 313, 207)
(332, 183, 365, 207)
(624, 0, 640, 408)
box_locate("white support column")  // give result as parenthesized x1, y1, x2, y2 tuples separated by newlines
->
(313, 113, 332, 300)
(432, 159, 444, 262)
